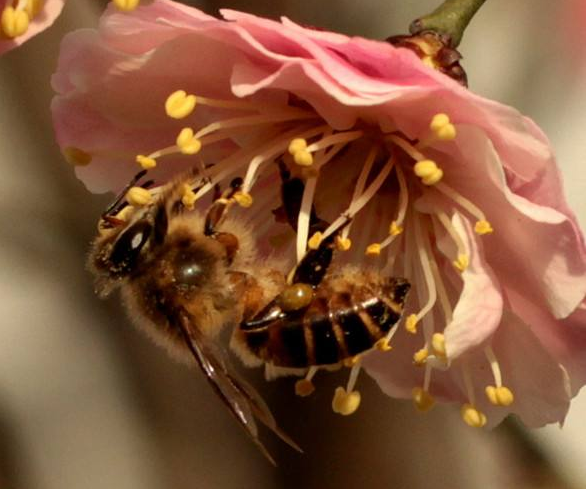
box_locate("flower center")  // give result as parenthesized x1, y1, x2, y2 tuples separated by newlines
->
(1, 0, 43, 38)
(89, 88, 514, 424)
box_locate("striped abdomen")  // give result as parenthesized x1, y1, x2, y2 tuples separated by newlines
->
(239, 276, 410, 368)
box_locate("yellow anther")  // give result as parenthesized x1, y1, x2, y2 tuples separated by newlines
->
(375, 337, 392, 352)
(112, 0, 140, 11)
(181, 184, 197, 209)
(165, 90, 196, 119)
(127, 187, 152, 207)
(436, 123, 456, 141)
(453, 254, 469, 272)
(233, 191, 253, 208)
(176, 127, 202, 155)
(431, 333, 446, 357)
(24, 0, 44, 18)
(389, 221, 403, 236)
(1, 7, 29, 38)
(430, 113, 450, 132)
(414, 159, 443, 185)
(461, 404, 487, 428)
(365, 243, 381, 256)
(474, 220, 494, 235)
(293, 150, 313, 167)
(295, 379, 315, 397)
(343, 355, 361, 368)
(288, 138, 307, 155)
(113, 205, 135, 222)
(332, 387, 361, 415)
(136, 155, 156, 170)
(485, 385, 514, 406)
(405, 314, 418, 334)
(307, 232, 323, 250)
(62, 147, 92, 166)
(413, 347, 429, 366)
(335, 236, 352, 251)
(412, 387, 435, 412)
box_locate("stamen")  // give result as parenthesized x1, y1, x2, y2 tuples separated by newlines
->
(405, 314, 418, 334)
(435, 182, 494, 235)
(307, 232, 323, 250)
(176, 128, 202, 155)
(294, 142, 347, 262)
(429, 259, 453, 324)
(332, 361, 362, 416)
(63, 147, 92, 167)
(1, 6, 29, 38)
(417, 113, 457, 149)
(413, 347, 429, 366)
(341, 145, 378, 241)
(414, 159, 443, 185)
(461, 364, 487, 427)
(126, 186, 152, 207)
(435, 211, 469, 272)
(413, 364, 435, 413)
(23, 0, 43, 18)
(412, 386, 435, 412)
(321, 154, 395, 242)
(336, 236, 352, 251)
(408, 215, 438, 333)
(181, 184, 197, 210)
(241, 125, 328, 194)
(365, 243, 381, 256)
(193, 111, 316, 141)
(332, 387, 361, 416)
(136, 155, 157, 170)
(233, 191, 253, 208)
(379, 165, 408, 249)
(113, 0, 140, 11)
(305, 130, 364, 152)
(484, 346, 514, 406)
(295, 367, 318, 397)
(387, 134, 426, 162)
(165, 90, 196, 119)
(431, 333, 446, 358)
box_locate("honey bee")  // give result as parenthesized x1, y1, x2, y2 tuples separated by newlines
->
(89, 164, 409, 462)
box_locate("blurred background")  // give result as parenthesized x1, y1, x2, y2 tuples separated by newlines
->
(0, 0, 585, 487)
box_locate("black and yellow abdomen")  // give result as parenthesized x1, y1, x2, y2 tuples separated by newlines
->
(239, 275, 410, 368)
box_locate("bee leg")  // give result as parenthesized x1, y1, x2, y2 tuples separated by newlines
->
(290, 236, 335, 287)
(332, 358, 362, 416)
(277, 160, 328, 235)
(294, 366, 318, 397)
(204, 177, 244, 236)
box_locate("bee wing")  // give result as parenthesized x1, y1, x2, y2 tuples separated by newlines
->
(177, 311, 301, 464)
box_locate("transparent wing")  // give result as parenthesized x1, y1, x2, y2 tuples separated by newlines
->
(176, 311, 301, 464)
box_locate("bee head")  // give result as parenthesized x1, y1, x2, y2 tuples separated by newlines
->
(90, 203, 169, 296)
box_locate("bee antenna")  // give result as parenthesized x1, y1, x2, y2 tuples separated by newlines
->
(102, 170, 150, 219)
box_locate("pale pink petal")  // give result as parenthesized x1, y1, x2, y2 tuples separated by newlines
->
(438, 125, 586, 319)
(441, 214, 503, 359)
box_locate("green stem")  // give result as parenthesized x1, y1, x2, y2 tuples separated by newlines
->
(410, 0, 487, 47)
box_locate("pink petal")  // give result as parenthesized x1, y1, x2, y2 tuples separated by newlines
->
(440, 125, 586, 319)
(441, 214, 503, 360)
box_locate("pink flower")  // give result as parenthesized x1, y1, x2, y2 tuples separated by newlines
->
(52, 0, 586, 428)
(0, 0, 65, 55)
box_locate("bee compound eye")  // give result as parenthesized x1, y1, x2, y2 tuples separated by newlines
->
(109, 220, 152, 272)
(277, 283, 314, 311)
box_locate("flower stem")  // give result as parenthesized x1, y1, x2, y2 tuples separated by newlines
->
(410, 0, 487, 47)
